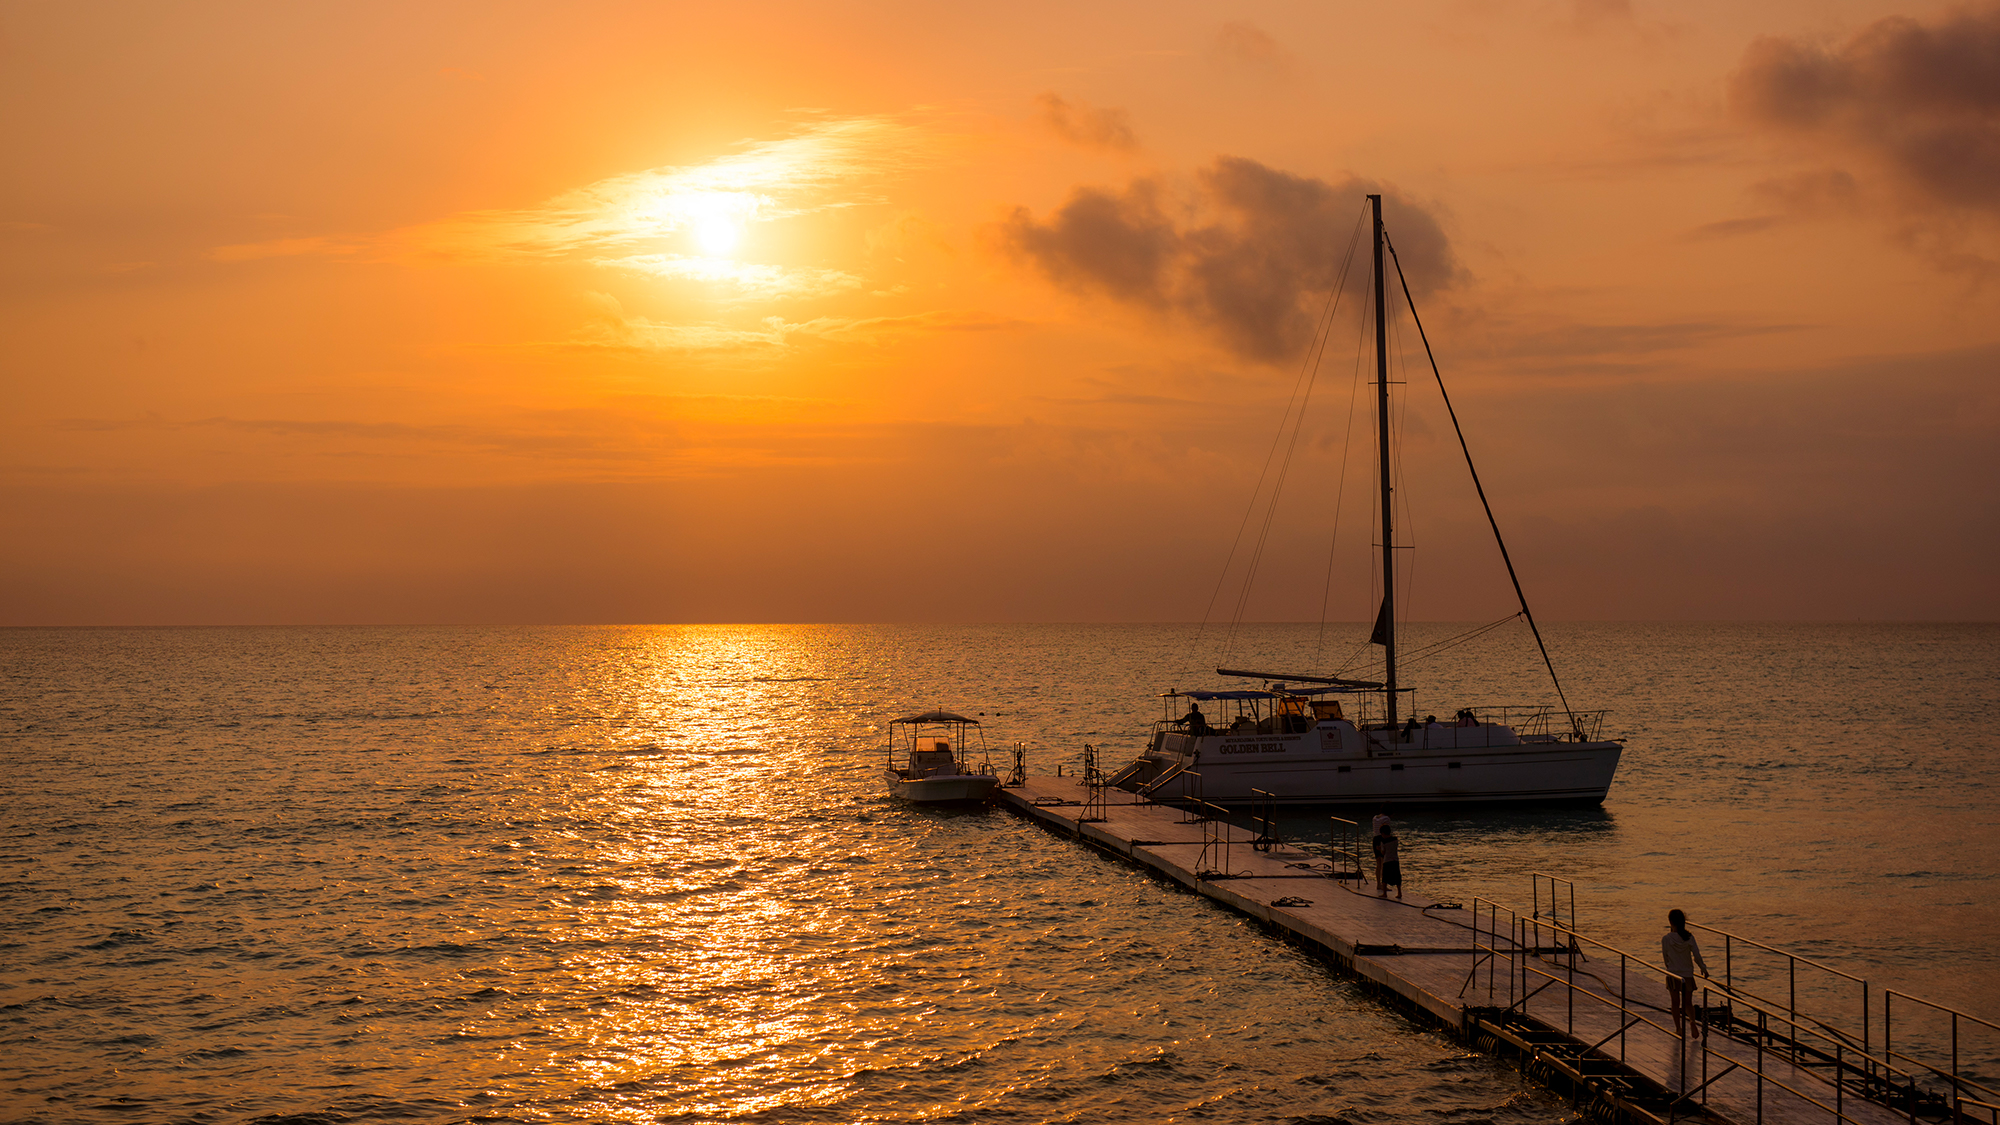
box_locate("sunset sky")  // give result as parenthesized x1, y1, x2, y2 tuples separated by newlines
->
(3, 0, 1996, 624)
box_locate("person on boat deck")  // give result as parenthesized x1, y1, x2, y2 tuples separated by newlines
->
(1177, 702, 1211, 737)
(1373, 823, 1403, 899)
(1402, 714, 1421, 740)
(1662, 909, 1710, 1037)
(1425, 714, 1441, 728)
(1455, 708, 1477, 727)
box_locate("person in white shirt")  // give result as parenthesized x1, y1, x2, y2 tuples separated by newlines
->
(1661, 908, 1709, 1037)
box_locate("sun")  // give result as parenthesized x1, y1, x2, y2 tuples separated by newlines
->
(692, 214, 742, 258)
(677, 191, 758, 260)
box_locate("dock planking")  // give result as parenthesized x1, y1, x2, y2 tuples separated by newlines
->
(996, 775, 1909, 1125)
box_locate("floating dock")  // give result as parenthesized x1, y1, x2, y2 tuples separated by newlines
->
(997, 775, 1970, 1125)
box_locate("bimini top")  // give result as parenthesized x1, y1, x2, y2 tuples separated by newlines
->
(1162, 687, 1369, 701)
(892, 710, 981, 725)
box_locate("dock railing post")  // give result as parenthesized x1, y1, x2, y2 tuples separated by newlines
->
(1329, 815, 1362, 885)
(1757, 1007, 1766, 1124)
(1080, 744, 1106, 823)
(1565, 914, 1575, 1034)
(1789, 954, 1798, 1063)
(1620, 952, 1628, 1062)
(1251, 789, 1277, 852)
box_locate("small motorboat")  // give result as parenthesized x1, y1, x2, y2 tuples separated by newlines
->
(884, 710, 1000, 803)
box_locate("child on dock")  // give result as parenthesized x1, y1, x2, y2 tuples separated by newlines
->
(1662, 909, 1709, 1036)
(1373, 820, 1403, 900)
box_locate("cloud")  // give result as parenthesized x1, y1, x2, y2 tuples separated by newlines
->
(204, 114, 931, 277)
(409, 115, 930, 261)
(1035, 93, 1138, 152)
(1573, 0, 1633, 30)
(592, 253, 863, 299)
(571, 292, 1017, 352)
(1682, 215, 1786, 241)
(209, 235, 363, 262)
(1730, 5, 2000, 216)
(997, 158, 1457, 362)
(1210, 21, 1292, 77)
(1480, 320, 1802, 360)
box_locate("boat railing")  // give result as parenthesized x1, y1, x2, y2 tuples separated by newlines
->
(1466, 892, 1936, 1123)
(1444, 705, 1609, 742)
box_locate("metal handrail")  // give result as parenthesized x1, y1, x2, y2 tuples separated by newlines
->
(1884, 989, 2000, 1114)
(1250, 788, 1279, 852)
(1957, 1095, 2000, 1125)
(1079, 744, 1107, 822)
(1687, 919, 1871, 1064)
(1468, 895, 1927, 1124)
(1531, 871, 1577, 935)
(1507, 956, 1899, 1124)
(1329, 814, 1364, 884)
(1193, 799, 1236, 879)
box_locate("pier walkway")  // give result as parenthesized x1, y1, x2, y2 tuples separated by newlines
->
(996, 775, 1961, 1125)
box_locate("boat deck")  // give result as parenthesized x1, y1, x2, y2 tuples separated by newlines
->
(997, 775, 1913, 1125)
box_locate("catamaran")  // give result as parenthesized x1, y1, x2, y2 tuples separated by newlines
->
(1109, 196, 1623, 806)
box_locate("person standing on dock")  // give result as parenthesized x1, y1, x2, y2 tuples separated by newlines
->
(1373, 822, 1403, 899)
(1662, 909, 1709, 1036)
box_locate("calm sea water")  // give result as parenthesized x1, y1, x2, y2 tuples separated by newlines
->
(3, 623, 1995, 1124)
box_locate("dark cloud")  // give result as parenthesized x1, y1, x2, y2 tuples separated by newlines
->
(1572, 0, 1633, 31)
(1749, 168, 1863, 214)
(998, 159, 1457, 362)
(1730, 4, 2000, 215)
(1035, 93, 1138, 152)
(1683, 215, 1786, 241)
(1482, 320, 1803, 361)
(1210, 21, 1292, 75)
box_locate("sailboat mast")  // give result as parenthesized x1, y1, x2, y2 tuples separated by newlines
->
(1371, 194, 1397, 728)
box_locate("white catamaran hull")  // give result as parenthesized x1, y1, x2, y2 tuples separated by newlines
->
(1116, 725, 1621, 805)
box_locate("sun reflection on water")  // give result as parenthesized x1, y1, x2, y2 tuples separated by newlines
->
(29, 625, 1982, 1121)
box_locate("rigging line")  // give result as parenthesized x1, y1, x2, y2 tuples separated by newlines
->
(1397, 611, 1524, 669)
(1190, 305, 1325, 671)
(1384, 231, 1577, 727)
(1227, 276, 1341, 645)
(1219, 207, 1367, 659)
(1388, 283, 1418, 635)
(1222, 309, 1338, 659)
(1314, 258, 1375, 670)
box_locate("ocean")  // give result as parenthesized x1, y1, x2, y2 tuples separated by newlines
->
(3, 622, 1995, 1124)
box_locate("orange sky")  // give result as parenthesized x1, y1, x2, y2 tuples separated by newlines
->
(3, 0, 1996, 624)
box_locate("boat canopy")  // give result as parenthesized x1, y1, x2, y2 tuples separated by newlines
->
(891, 710, 980, 725)
(1162, 687, 1368, 700)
